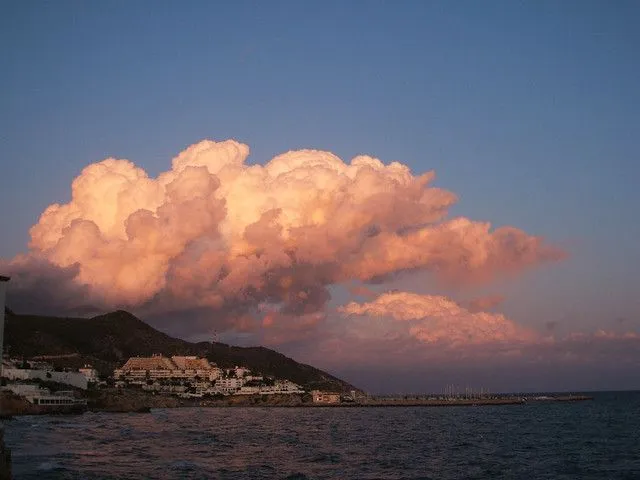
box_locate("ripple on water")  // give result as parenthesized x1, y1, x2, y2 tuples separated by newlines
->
(4, 392, 640, 480)
(36, 461, 64, 472)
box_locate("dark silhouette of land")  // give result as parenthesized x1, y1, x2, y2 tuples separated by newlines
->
(4, 309, 357, 393)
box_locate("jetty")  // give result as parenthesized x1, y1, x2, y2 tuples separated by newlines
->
(341, 394, 594, 408)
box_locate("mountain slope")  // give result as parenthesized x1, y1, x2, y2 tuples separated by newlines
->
(4, 310, 357, 392)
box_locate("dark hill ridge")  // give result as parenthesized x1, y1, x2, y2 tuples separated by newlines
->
(4, 309, 357, 393)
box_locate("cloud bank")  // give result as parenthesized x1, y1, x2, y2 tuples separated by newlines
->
(299, 290, 640, 392)
(339, 291, 534, 345)
(5, 139, 562, 324)
(4, 138, 638, 391)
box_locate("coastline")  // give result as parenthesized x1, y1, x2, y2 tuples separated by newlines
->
(0, 392, 87, 417)
(1, 390, 594, 417)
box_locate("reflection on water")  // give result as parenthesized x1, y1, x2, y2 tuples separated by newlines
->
(5, 391, 640, 479)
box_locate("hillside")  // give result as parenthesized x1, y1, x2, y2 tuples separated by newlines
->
(4, 309, 357, 393)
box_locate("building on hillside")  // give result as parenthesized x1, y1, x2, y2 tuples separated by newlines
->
(237, 385, 262, 395)
(79, 365, 99, 383)
(8, 384, 78, 405)
(7, 384, 87, 407)
(113, 354, 305, 398)
(28, 361, 54, 370)
(311, 390, 341, 404)
(171, 356, 222, 381)
(270, 380, 305, 394)
(113, 354, 221, 385)
(236, 379, 305, 395)
(214, 377, 244, 394)
(3, 366, 89, 390)
(171, 355, 210, 370)
(114, 354, 175, 379)
(233, 366, 249, 378)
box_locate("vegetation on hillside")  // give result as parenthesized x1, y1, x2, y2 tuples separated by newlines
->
(4, 310, 357, 393)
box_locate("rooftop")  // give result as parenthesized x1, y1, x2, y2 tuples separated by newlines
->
(119, 355, 217, 371)
(120, 355, 176, 371)
(171, 356, 214, 370)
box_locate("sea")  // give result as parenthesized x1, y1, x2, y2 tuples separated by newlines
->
(4, 391, 639, 479)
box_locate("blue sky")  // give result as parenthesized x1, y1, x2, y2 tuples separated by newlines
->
(1, 1, 639, 390)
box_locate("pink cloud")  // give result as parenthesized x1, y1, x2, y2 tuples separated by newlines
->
(10, 138, 564, 335)
(463, 294, 505, 312)
(309, 291, 640, 374)
(348, 284, 378, 298)
(339, 291, 535, 346)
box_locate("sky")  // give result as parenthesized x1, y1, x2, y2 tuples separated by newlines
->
(1, 1, 639, 393)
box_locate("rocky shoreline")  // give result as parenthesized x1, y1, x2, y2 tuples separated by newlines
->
(86, 389, 312, 412)
(0, 391, 86, 417)
(0, 389, 311, 416)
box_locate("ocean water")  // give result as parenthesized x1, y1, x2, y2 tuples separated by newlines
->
(4, 391, 639, 479)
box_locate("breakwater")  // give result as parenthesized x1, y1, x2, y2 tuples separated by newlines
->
(1, 389, 594, 416)
(86, 392, 594, 411)
(321, 395, 593, 407)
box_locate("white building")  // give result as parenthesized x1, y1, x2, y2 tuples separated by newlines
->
(273, 380, 305, 394)
(237, 385, 262, 395)
(114, 354, 221, 384)
(236, 379, 304, 395)
(214, 377, 244, 394)
(3, 367, 89, 390)
(79, 365, 99, 383)
(113, 354, 306, 398)
(311, 390, 341, 404)
(172, 356, 222, 381)
(233, 366, 249, 378)
(7, 384, 87, 406)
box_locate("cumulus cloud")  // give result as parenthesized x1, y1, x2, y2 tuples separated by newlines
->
(12, 138, 563, 333)
(463, 294, 505, 312)
(348, 284, 378, 298)
(339, 291, 534, 346)
(294, 291, 640, 390)
(0, 255, 104, 316)
(259, 310, 327, 346)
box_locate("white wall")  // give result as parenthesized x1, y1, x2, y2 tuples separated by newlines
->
(4, 368, 88, 390)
